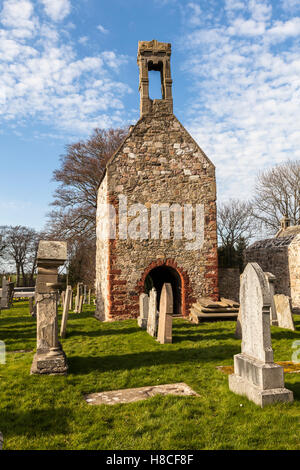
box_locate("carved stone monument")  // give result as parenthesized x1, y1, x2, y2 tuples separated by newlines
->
(30, 241, 68, 375)
(157, 283, 173, 344)
(147, 288, 158, 337)
(273, 294, 295, 331)
(229, 262, 293, 407)
(137, 293, 149, 329)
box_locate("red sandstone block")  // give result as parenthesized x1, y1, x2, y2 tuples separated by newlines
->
(111, 280, 127, 285)
(110, 269, 122, 275)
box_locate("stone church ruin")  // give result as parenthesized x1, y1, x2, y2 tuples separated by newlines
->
(95, 40, 219, 321)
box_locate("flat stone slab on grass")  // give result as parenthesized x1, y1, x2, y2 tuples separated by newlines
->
(85, 382, 199, 405)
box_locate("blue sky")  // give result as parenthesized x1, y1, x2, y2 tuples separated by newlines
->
(0, 0, 300, 230)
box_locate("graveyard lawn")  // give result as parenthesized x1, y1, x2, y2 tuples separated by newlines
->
(0, 302, 299, 450)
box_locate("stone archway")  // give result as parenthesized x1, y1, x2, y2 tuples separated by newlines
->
(136, 259, 192, 317)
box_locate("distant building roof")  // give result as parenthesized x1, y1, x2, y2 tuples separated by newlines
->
(246, 236, 295, 250)
(275, 225, 300, 238)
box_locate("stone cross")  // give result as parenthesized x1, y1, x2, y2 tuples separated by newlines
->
(229, 262, 293, 407)
(157, 283, 173, 344)
(137, 293, 149, 329)
(264, 272, 278, 326)
(60, 285, 72, 339)
(30, 240, 68, 375)
(147, 288, 158, 337)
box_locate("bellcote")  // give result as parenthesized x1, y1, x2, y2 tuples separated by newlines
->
(137, 40, 173, 117)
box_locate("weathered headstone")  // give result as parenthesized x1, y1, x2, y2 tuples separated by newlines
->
(78, 294, 84, 314)
(273, 294, 295, 331)
(137, 293, 149, 329)
(61, 290, 65, 310)
(29, 296, 34, 316)
(0, 277, 14, 309)
(69, 288, 73, 310)
(157, 283, 173, 344)
(88, 289, 91, 305)
(0, 431, 3, 450)
(60, 286, 72, 339)
(235, 273, 243, 339)
(74, 282, 83, 313)
(229, 262, 293, 407)
(83, 285, 87, 304)
(147, 288, 158, 337)
(264, 272, 278, 326)
(30, 240, 68, 375)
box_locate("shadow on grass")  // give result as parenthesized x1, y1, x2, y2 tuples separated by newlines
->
(66, 327, 140, 338)
(284, 380, 300, 400)
(68, 344, 240, 375)
(1, 407, 72, 436)
(271, 329, 300, 341)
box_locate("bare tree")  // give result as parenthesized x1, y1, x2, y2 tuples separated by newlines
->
(217, 199, 256, 248)
(217, 199, 257, 270)
(48, 127, 127, 240)
(252, 160, 300, 235)
(3, 225, 38, 286)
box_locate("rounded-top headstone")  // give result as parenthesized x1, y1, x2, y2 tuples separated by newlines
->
(240, 262, 273, 363)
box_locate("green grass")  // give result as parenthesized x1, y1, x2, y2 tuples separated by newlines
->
(0, 301, 299, 450)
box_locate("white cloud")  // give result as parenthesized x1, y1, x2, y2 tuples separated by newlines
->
(39, 0, 71, 22)
(267, 17, 300, 40)
(228, 18, 266, 36)
(79, 35, 88, 45)
(248, 0, 272, 21)
(225, 0, 245, 10)
(282, 0, 300, 11)
(97, 24, 109, 34)
(0, 0, 132, 134)
(180, 3, 300, 204)
(0, 0, 37, 38)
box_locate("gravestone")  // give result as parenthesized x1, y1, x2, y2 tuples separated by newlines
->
(78, 294, 84, 314)
(229, 262, 293, 407)
(74, 282, 83, 313)
(0, 431, 3, 450)
(147, 288, 158, 337)
(0, 277, 14, 309)
(88, 289, 91, 305)
(61, 290, 65, 310)
(273, 294, 295, 331)
(235, 274, 243, 339)
(157, 283, 173, 344)
(29, 296, 34, 316)
(60, 285, 72, 339)
(264, 272, 278, 326)
(137, 293, 149, 329)
(30, 240, 68, 375)
(83, 285, 87, 304)
(69, 288, 73, 310)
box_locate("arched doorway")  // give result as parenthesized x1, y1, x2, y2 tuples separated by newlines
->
(144, 265, 182, 314)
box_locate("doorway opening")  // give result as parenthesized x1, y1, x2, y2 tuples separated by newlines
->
(144, 265, 182, 314)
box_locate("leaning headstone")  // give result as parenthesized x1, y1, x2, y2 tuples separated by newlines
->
(147, 288, 158, 337)
(264, 272, 278, 326)
(30, 241, 68, 375)
(138, 293, 149, 329)
(60, 286, 72, 339)
(157, 283, 173, 344)
(273, 294, 295, 331)
(229, 262, 293, 407)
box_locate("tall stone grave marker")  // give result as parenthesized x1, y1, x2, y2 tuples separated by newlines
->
(60, 285, 72, 339)
(138, 293, 149, 329)
(273, 294, 295, 331)
(147, 288, 158, 337)
(229, 262, 293, 407)
(264, 272, 278, 326)
(157, 283, 173, 344)
(0, 277, 14, 309)
(30, 241, 68, 375)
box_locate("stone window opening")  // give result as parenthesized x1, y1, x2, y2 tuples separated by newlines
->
(145, 265, 182, 314)
(148, 61, 165, 100)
